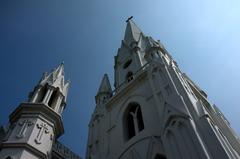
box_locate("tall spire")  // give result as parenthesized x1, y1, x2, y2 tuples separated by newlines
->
(0, 62, 71, 159)
(124, 18, 143, 46)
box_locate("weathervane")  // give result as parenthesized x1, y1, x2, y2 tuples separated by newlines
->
(126, 16, 133, 22)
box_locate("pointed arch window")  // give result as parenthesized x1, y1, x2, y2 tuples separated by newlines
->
(124, 103, 144, 140)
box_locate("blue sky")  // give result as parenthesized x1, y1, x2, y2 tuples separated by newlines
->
(0, 0, 240, 157)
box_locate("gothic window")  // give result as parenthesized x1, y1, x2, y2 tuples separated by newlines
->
(124, 103, 144, 140)
(126, 71, 134, 82)
(154, 154, 167, 159)
(48, 90, 57, 108)
(5, 156, 12, 159)
(123, 59, 132, 69)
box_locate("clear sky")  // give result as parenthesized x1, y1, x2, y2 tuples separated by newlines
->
(0, 0, 240, 157)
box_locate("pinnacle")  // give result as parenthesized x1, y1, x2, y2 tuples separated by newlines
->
(124, 18, 143, 45)
(97, 74, 112, 94)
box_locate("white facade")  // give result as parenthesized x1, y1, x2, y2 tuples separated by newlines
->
(86, 19, 240, 159)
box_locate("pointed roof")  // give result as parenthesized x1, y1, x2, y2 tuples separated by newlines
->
(55, 61, 64, 77)
(40, 62, 64, 81)
(97, 74, 112, 94)
(39, 62, 69, 97)
(124, 19, 143, 45)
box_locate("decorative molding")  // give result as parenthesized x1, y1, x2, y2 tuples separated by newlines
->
(1, 142, 47, 159)
(9, 103, 64, 138)
(35, 122, 49, 144)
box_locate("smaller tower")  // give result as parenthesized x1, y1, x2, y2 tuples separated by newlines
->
(0, 63, 70, 159)
(86, 74, 112, 159)
(95, 74, 112, 105)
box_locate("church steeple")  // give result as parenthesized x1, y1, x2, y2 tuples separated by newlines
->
(114, 19, 173, 90)
(95, 74, 112, 105)
(114, 19, 156, 90)
(0, 62, 70, 159)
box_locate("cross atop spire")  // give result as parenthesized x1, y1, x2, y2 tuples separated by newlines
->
(126, 16, 133, 23)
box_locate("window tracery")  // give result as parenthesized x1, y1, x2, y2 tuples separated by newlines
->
(124, 103, 144, 140)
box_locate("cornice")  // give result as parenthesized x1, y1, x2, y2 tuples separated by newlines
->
(9, 103, 64, 138)
(1, 142, 47, 159)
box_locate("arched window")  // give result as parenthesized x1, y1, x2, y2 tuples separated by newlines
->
(5, 156, 12, 159)
(154, 154, 167, 159)
(126, 71, 134, 82)
(124, 103, 144, 140)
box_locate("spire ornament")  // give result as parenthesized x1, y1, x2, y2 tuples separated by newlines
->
(126, 16, 133, 22)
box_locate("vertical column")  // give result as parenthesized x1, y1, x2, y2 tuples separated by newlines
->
(130, 106, 140, 134)
(30, 87, 41, 103)
(132, 115, 139, 134)
(42, 87, 54, 104)
(58, 104, 65, 114)
(54, 95, 63, 112)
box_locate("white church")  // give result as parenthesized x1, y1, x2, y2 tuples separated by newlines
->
(1, 19, 240, 159)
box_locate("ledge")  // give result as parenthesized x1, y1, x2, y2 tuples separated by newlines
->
(9, 103, 64, 138)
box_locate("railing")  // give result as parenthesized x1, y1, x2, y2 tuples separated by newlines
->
(52, 140, 81, 159)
